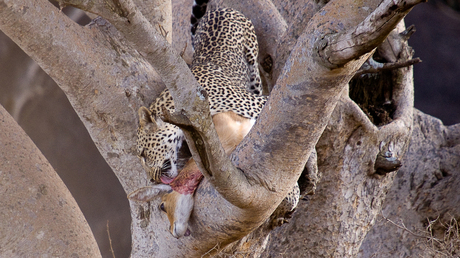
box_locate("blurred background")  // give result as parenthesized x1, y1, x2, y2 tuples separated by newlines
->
(406, 0, 460, 126)
(0, 1, 458, 257)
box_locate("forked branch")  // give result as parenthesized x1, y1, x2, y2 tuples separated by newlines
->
(315, 0, 426, 68)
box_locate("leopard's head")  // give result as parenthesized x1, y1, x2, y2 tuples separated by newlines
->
(136, 107, 189, 183)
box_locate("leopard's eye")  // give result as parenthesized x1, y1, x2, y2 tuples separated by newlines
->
(140, 156, 146, 165)
(138, 150, 146, 165)
(160, 203, 166, 212)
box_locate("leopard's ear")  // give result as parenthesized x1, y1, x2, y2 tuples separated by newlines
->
(138, 106, 157, 128)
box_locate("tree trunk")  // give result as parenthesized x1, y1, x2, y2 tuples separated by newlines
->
(359, 110, 460, 258)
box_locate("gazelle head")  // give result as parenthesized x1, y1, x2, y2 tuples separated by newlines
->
(160, 191, 194, 238)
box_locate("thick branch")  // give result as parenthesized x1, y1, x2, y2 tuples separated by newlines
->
(68, 0, 192, 108)
(0, 105, 101, 257)
(270, 0, 322, 88)
(316, 0, 425, 68)
(60, 0, 172, 43)
(58, 0, 123, 19)
(133, 0, 172, 43)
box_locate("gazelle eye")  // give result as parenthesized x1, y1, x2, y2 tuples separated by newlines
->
(160, 203, 166, 212)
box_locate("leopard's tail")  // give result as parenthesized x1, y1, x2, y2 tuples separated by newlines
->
(190, 0, 209, 36)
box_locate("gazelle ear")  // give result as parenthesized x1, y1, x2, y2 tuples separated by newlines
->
(127, 185, 172, 202)
(138, 106, 156, 128)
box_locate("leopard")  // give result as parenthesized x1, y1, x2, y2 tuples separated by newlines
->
(133, 0, 300, 238)
(137, 4, 266, 184)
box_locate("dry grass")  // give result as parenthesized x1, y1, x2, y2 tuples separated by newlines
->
(383, 213, 460, 257)
(423, 216, 460, 258)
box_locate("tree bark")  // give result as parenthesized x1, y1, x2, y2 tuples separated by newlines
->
(0, 105, 101, 257)
(359, 110, 460, 258)
(0, 0, 426, 257)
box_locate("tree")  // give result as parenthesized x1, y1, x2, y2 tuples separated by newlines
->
(3, 0, 456, 257)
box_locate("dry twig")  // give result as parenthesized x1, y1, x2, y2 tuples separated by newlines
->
(353, 58, 422, 79)
(107, 220, 116, 258)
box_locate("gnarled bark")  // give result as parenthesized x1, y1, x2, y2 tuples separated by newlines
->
(359, 110, 460, 257)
